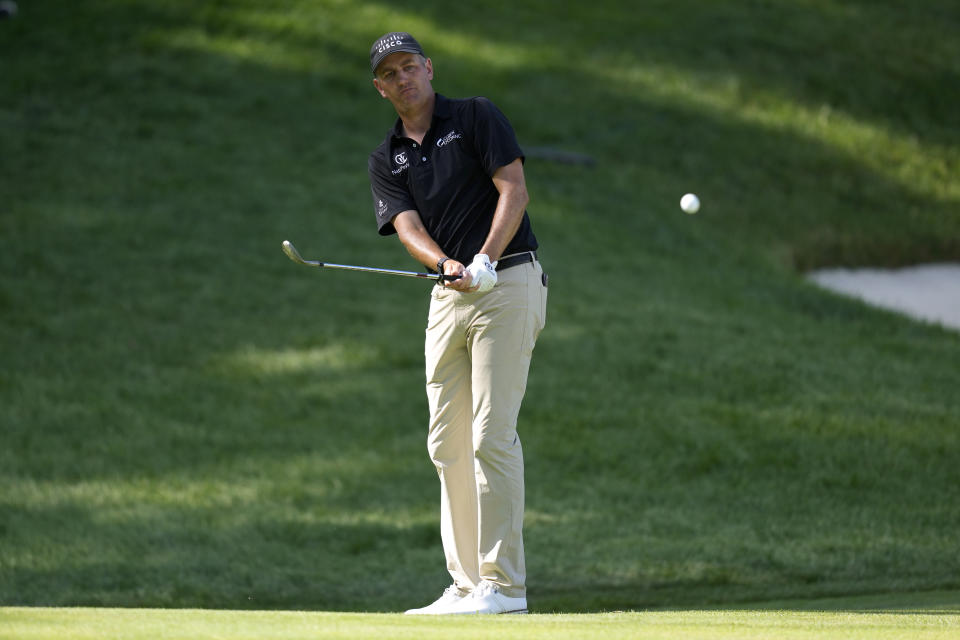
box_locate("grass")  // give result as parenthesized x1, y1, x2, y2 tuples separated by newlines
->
(2, 591, 959, 640)
(1, 0, 960, 619)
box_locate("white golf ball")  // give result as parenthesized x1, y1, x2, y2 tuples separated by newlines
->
(680, 193, 700, 214)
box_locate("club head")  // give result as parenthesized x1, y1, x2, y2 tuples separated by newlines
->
(281, 240, 320, 267)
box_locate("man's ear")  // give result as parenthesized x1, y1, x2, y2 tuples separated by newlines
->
(372, 77, 387, 98)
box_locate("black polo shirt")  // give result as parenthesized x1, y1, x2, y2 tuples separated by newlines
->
(368, 94, 538, 265)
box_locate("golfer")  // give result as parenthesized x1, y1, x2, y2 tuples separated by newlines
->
(367, 32, 547, 615)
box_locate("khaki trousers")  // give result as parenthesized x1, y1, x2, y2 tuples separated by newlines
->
(424, 258, 547, 599)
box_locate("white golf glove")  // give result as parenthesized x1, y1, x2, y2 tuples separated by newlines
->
(466, 253, 498, 293)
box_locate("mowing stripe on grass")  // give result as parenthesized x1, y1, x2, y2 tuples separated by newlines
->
(2, 602, 958, 640)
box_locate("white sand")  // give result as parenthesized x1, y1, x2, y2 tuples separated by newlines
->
(808, 264, 960, 331)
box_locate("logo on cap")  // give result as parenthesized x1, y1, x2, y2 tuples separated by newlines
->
(370, 31, 425, 73)
(376, 34, 405, 54)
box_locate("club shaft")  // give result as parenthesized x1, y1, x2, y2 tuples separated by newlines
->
(282, 240, 457, 281)
(314, 262, 439, 279)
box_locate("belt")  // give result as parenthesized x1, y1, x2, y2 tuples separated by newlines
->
(496, 251, 537, 272)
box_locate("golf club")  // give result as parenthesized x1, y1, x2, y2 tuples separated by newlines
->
(282, 240, 459, 282)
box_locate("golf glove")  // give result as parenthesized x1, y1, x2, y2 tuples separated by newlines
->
(467, 254, 497, 293)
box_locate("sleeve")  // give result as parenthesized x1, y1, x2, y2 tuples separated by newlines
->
(469, 97, 525, 177)
(368, 143, 417, 236)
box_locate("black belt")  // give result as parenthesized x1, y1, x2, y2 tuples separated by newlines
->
(496, 251, 537, 272)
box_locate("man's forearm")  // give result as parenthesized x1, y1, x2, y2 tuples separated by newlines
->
(394, 209, 477, 290)
(481, 159, 530, 261)
(480, 190, 528, 261)
(393, 209, 447, 270)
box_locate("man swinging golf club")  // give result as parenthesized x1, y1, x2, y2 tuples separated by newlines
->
(367, 32, 548, 615)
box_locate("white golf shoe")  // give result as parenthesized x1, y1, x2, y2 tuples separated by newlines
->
(445, 580, 528, 615)
(403, 584, 468, 615)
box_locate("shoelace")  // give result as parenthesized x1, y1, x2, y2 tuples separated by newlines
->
(471, 581, 498, 598)
(442, 585, 463, 599)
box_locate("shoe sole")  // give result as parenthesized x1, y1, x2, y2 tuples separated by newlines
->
(445, 608, 528, 615)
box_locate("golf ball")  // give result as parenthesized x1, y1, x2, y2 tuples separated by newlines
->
(681, 193, 700, 214)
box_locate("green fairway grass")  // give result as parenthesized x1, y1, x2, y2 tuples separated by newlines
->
(3, 591, 959, 640)
(2, 0, 959, 614)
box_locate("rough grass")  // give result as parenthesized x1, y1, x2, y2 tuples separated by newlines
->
(1, 0, 959, 614)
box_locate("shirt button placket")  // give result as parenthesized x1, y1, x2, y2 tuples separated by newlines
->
(411, 142, 426, 165)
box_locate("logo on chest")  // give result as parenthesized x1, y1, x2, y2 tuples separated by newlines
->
(391, 151, 409, 175)
(437, 131, 463, 147)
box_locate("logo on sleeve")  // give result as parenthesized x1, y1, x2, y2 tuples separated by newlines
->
(376, 199, 389, 218)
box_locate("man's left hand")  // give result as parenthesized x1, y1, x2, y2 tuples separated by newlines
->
(465, 254, 498, 293)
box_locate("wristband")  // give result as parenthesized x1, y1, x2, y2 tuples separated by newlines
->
(436, 257, 450, 283)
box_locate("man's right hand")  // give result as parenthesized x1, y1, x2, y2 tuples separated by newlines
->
(442, 259, 474, 291)
(391, 211, 476, 291)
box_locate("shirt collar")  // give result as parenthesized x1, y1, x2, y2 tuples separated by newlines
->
(433, 93, 452, 119)
(389, 93, 451, 141)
